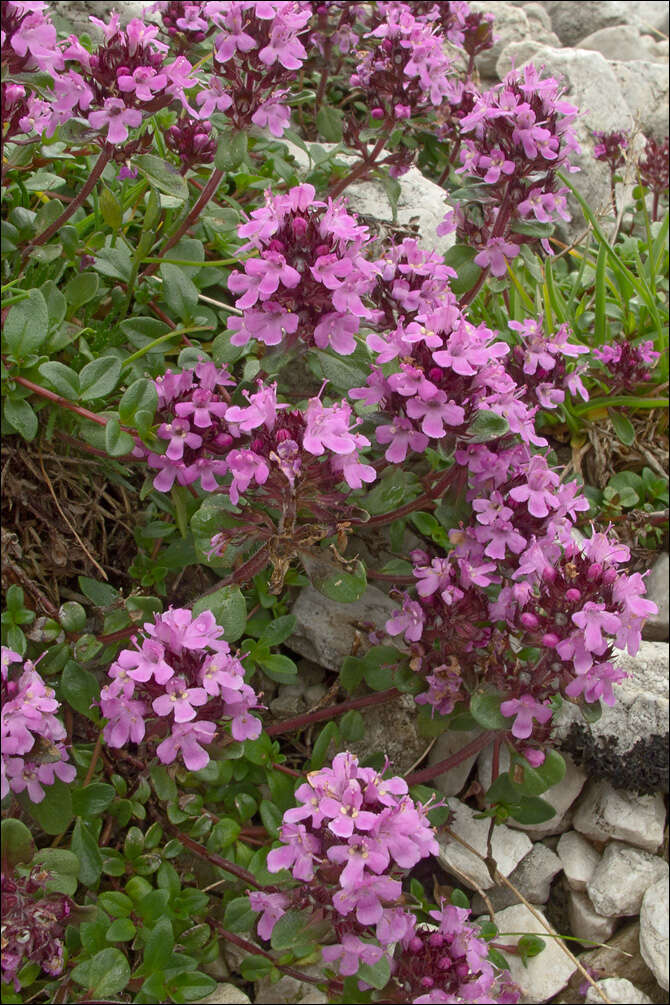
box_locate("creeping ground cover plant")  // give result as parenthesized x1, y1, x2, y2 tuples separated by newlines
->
(1, 1, 668, 1003)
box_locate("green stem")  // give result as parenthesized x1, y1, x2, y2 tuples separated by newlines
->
(121, 325, 214, 368)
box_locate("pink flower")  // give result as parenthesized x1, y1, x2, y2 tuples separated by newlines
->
(88, 98, 143, 144)
(156, 720, 216, 771)
(474, 238, 520, 277)
(405, 387, 465, 439)
(500, 694, 553, 739)
(251, 93, 291, 137)
(152, 678, 208, 723)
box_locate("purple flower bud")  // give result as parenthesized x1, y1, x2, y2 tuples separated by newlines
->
(428, 933, 444, 948)
(542, 632, 559, 648)
(566, 588, 581, 602)
(587, 562, 603, 581)
(520, 612, 539, 630)
(409, 936, 424, 953)
(371, 107, 384, 120)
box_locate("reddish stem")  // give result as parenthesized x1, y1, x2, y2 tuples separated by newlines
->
(406, 731, 494, 785)
(329, 127, 392, 198)
(143, 166, 225, 278)
(168, 829, 264, 889)
(266, 687, 400, 736)
(10, 374, 110, 427)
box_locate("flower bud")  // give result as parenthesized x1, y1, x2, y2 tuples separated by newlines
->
(602, 567, 618, 584)
(420, 976, 435, 988)
(371, 108, 385, 120)
(542, 632, 559, 648)
(408, 936, 423, 953)
(292, 217, 308, 238)
(587, 562, 603, 581)
(428, 933, 444, 948)
(520, 611, 539, 630)
(565, 588, 581, 603)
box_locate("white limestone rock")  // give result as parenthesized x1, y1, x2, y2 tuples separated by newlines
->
(572, 781, 666, 852)
(289, 582, 397, 671)
(470, 2, 559, 78)
(557, 831, 601, 891)
(427, 728, 483, 797)
(192, 984, 252, 1005)
(585, 978, 653, 1004)
(522, 2, 554, 33)
(483, 903, 576, 1001)
(477, 746, 586, 838)
(643, 553, 670, 642)
(578, 23, 669, 61)
(610, 59, 670, 140)
(552, 642, 669, 792)
(255, 968, 325, 1004)
(640, 876, 670, 990)
(586, 842, 669, 917)
(346, 693, 427, 775)
(541, 1, 644, 45)
(436, 797, 531, 890)
(567, 888, 617, 943)
(471, 841, 563, 912)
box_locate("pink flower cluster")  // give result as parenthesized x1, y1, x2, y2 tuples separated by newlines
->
(2, 866, 73, 990)
(387, 438, 657, 756)
(592, 129, 629, 173)
(593, 338, 660, 391)
(1, 647, 76, 804)
(439, 63, 581, 274)
(5, 5, 196, 147)
(228, 183, 376, 355)
(351, 4, 454, 125)
(506, 316, 589, 410)
(135, 359, 376, 503)
(100, 607, 261, 770)
(251, 752, 517, 1001)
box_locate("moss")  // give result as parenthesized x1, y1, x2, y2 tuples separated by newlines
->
(560, 724, 669, 795)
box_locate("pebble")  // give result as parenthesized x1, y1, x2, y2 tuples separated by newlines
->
(642, 553, 670, 642)
(567, 887, 617, 943)
(587, 842, 669, 917)
(572, 781, 666, 852)
(191, 984, 251, 1005)
(585, 977, 653, 1003)
(557, 831, 602, 891)
(482, 903, 576, 1002)
(471, 841, 563, 913)
(640, 876, 669, 990)
(436, 797, 531, 890)
(427, 727, 483, 797)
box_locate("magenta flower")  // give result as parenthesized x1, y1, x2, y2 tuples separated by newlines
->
(248, 891, 290, 941)
(156, 720, 216, 771)
(88, 98, 143, 144)
(322, 934, 384, 977)
(500, 694, 553, 739)
(474, 238, 520, 277)
(152, 678, 208, 723)
(406, 387, 465, 438)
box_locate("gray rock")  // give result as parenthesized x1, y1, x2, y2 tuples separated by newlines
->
(427, 727, 484, 797)
(523, 2, 554, 32)
(482, 903, 576, 1001)
(51, 1, 158, 35)
(640, 876, 669, 990)
(585, 978, 653, 1003)
(289, 582, 397, 671)
(557, 831, 602, 891)
(270, 685, 308, 719)
(643, 554, 670, 642)
(471, 841, 563, 912)
(436, 796, 532, 890)
(572, 780, 666, 852)
(255, 969, 325, 1004)
(471, 2, 559, 78)
(191, 984, 251, 1005)
(568, 888, 617, 943)
(610, 60, 669, 140)
(578, 23, 668, 61)
(587, 842, 669, 917)
(347, 693, 427, 775)
(556, 920, 666, 1004)
(478, 746, 587, 838)
(542, 1, 642, 45)
(552, 642, 669, 793)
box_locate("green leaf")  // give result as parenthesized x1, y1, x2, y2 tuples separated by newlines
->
(119, 377, 158, 427)
(508, 795, 556, 825)
(443, 244, 482, 297)
(340, 655, 366, 692)
(304, 555, 368, 604)
(192, 585, 247, 642)
(310, 720, 339, 770)
(135, 154, 189, 202)
(339, 709, 365, 742)
(78, 576, 119, 608)
(60, 665, 98, 718)
(533, 749, 566, 789)
(71, 819, 103, 886)
(38, 361, 80, 399)
(3, 397, 38, 441)
(470, 692, 514, 731)
(106, 917, 137, 942)
(99, 186, 123, 230)
(97, 891, 133, 917)
(224, 896, 256, 933)
(79, 356, 122, 400)
(257, 652, 298, 683)
(24, 170, 67, 192)
(316, 105, 344, 142)
(58, 600, 87, 632)
(214, 130, 249, 173)
(105, 416, 135, 456)
(93, 243, 132, 281)
(144, 917, 175, 972)
(311, 346, 372, 390)
(469, 409, 510, 443)
(19, 778, 73, 835)
(240, 956, 275, 980)
(168, 972, 217, 1003)
(32, 848, 80, 895)
(609, 409, 636, 446)
(1, 819, 35, 870)
(259, 614, 297, 647)
(259, 799, 283, 837)
(518, 934, 546, 966)
(270, 910, 313, 952)
(581, 699, 602, 724)
(65, 272, 100, 312)
(451, 888, 470, 908)
(160, 263, 199, 322)
(357, 955, 391, 991)
(72, 783, 115, 817)
(71, 948, 130, 996)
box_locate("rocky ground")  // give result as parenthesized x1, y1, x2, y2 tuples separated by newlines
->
(45, 3, 670, 1003)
